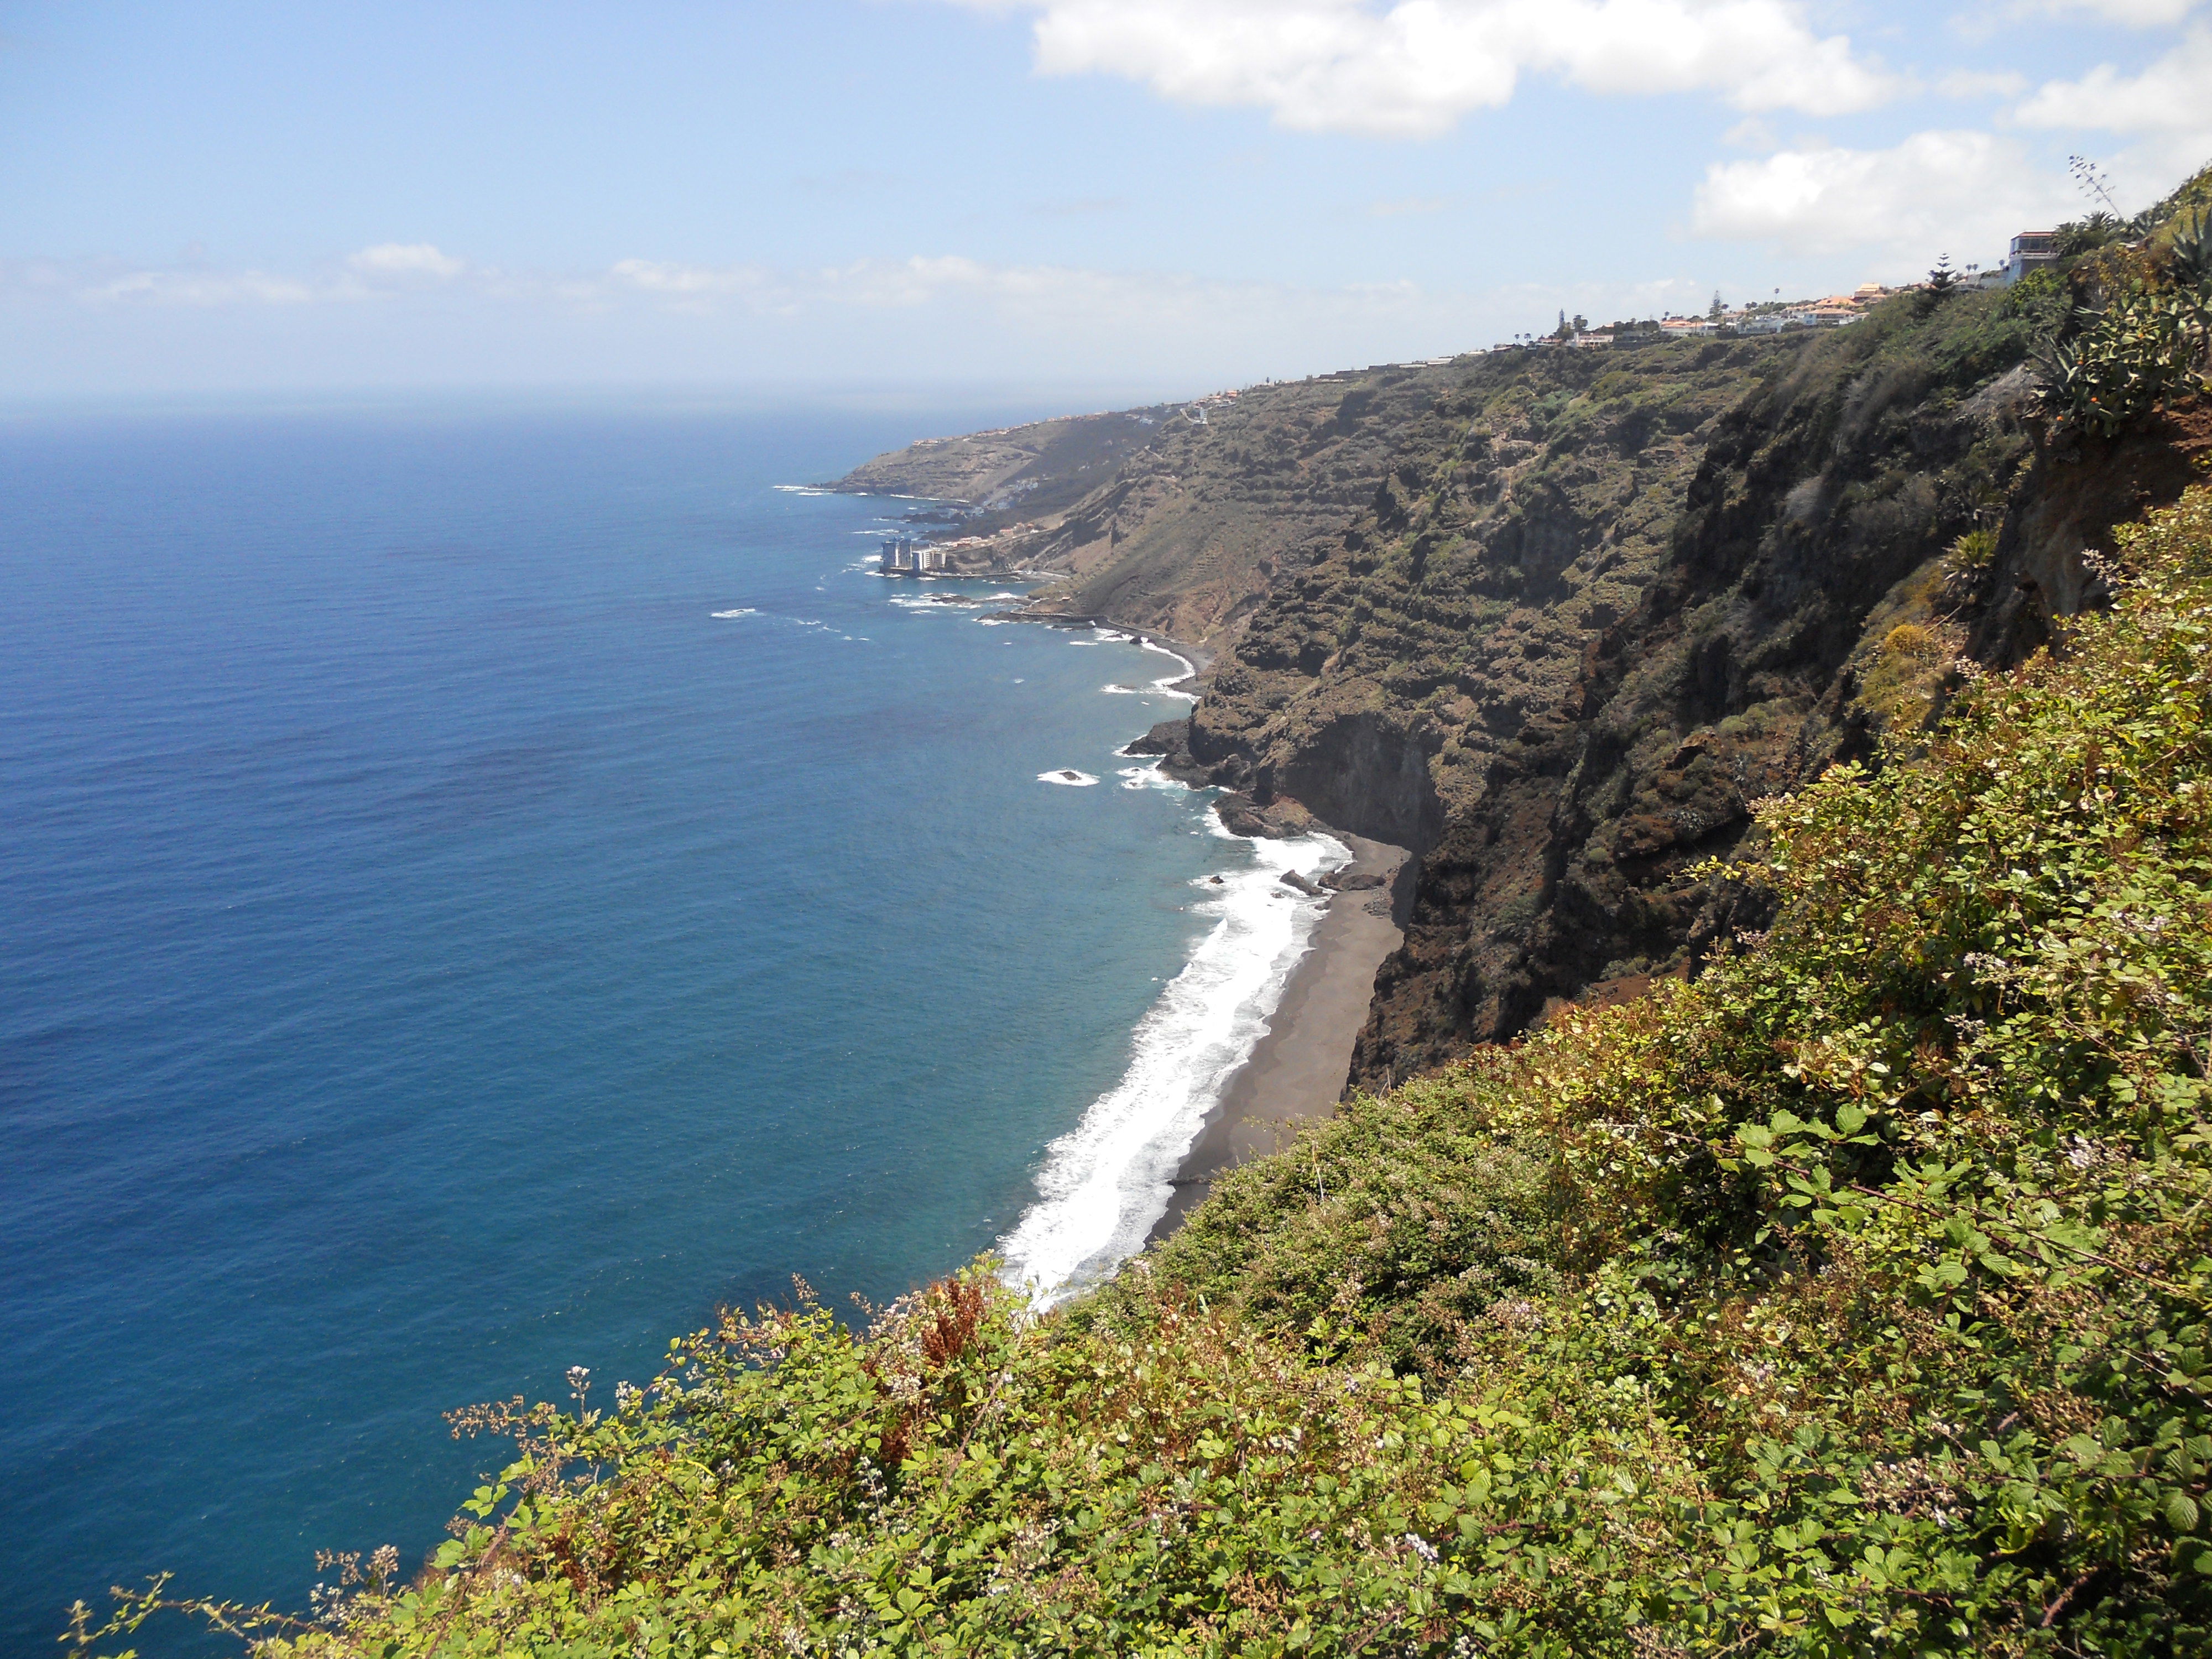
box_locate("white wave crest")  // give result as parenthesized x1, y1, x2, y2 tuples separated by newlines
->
(1139, 640, 1199, 702)
(998, 826, 1349, 1305)
(709, 608, 759, 619)
(1117, 761, 1185, 792)
(1037, 769, 1099, 787)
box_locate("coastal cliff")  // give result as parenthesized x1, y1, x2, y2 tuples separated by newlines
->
(826, 367, 1481, 645)
(841, 284, 2212, 1089)
(1181, 299, 2211, 1087)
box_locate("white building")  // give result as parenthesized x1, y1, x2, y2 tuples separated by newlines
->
(1999, 231, 2060, 285)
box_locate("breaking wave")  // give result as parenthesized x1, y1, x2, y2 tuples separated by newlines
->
(997, 823, 1348, 1304)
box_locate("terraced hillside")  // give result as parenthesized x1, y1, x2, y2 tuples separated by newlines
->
(828, 367, 1495, 647)
(827, 403, 1178, 515)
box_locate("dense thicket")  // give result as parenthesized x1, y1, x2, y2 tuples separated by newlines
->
(86, 483, 2212, 1656)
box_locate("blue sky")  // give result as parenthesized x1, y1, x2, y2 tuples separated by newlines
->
(3, 0, 2206, 401)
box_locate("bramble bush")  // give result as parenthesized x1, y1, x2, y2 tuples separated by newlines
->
(77, 486, 2212, 1654)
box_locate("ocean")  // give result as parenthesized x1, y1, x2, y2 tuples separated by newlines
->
(0, 403, 1339, 1651)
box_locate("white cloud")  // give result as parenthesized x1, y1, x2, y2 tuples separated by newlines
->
(611, 258, 776, 299)
(347, 242, 467, 279)
(1690, 129, 2075, 263)
(88, 268, 323, 306)
(1936, 69, 2026, 98)
(62, 242, 477, 308)
(953, 0, 1898, 137)
(2014, 28, 2212, 186)
(2012, 0, 2200, 27)
(2015, 29, 2212, 132)
(1721, 115, 1780, 148)
(2013, 27, 2212, 131)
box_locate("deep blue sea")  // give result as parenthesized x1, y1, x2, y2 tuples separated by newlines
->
(0, 404, 1340, 1653)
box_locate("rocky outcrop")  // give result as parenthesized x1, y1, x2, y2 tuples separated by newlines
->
(1214, 792, 1319, 839)
(1968, 399, 2212, 665)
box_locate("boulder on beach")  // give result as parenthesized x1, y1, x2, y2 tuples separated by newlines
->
(1214, 791, 1318, 839)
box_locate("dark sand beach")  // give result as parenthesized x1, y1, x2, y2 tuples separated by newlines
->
(1149, 832, 1410, 1243)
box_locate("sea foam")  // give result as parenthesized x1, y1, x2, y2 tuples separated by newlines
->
(998, 823, 1348, 1304)
(1138, 640, 1200, 703)
(1117, 759, 1183, 791)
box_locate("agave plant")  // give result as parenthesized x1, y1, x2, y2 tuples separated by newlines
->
(2038, 213, 2212, 436)
(2168, 206, 2212, 335)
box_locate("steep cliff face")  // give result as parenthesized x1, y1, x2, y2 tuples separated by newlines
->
(1969, 397, 2212, 664)
(833, 284, 2208, 1092)
(1160, 292, 2208, 1086)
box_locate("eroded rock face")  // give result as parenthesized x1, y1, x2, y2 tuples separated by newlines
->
(1164, 300, 2208, 1086)
(1969, 400, 2212, 665)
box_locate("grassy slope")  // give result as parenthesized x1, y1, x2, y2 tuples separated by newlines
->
(99, 482, 2212, 1658)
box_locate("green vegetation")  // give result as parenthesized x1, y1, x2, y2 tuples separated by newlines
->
(1944, 528, 1999, 575)
(2038, 200, 2212, 438)
(82, 483, 2212, 1653)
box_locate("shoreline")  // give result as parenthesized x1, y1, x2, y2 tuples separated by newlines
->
(1011, 611, 1216, 688)
(1146, 831, 1411, 1245)
(999, 608, 1376, 1290)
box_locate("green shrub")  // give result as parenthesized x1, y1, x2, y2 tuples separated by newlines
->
(1946, 526, 1998, 571)
(77, 488, 2212, 1655)
(2038, 283, 2209, 436)
(2037, 181, 2212, 436)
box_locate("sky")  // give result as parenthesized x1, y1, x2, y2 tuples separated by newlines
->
(1, 0, 2206, 403)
